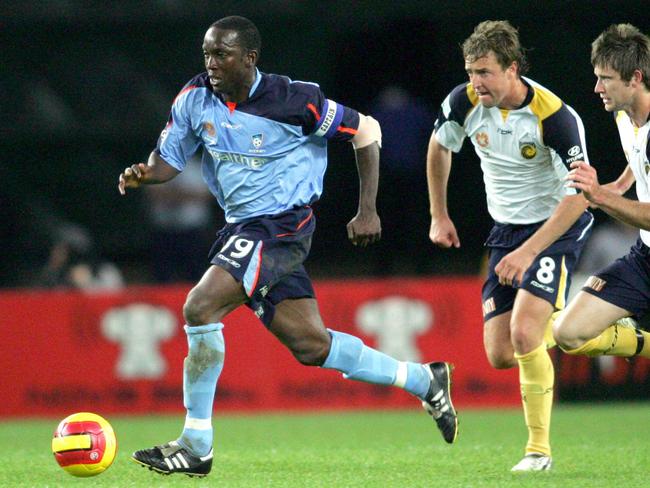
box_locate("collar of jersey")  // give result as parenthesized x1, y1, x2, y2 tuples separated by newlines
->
(516, 77, 534, 109)
(248, 68, 262, 98)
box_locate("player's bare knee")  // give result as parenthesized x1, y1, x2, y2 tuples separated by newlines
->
(484, 337, 515, 368)
(510, 323, 539, 353)
(183, 289, 215, 326)
(486, 350, 515, 369)
(554, 329, 586, 351)
(291, 335, 331, 366)
(552, 317, 584, 351)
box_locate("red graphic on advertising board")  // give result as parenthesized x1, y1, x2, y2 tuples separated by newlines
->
(0, 278, 522, 417)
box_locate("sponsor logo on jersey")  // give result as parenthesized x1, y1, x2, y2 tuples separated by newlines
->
(259, 285, 269, 297)
(217, 253, 241, 268)
(254, 305, 264, 318)
(531, 280, 555, 293)
(566, 144, 584, 164)
(520, 142, 537, 159)
(585, 275, 606, 292)
(476, 132, 489, 148)
(482, 297, 496, 317)
(497, 128, 513, 135)
(568, 145, 581, 157)
(221, 121, 242, 130)
(207, 149, 269, 169)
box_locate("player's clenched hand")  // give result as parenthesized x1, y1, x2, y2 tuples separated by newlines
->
(429, 216, 460, 248)
(495, 247, 536, 287)
(565, 161, 604, 205)
(118, 163, 148, 195)
(347, 211, 381, 247)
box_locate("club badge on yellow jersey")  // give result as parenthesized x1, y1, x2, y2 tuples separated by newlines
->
(520, 142, 537, 159)
(476, 132, 489, 148)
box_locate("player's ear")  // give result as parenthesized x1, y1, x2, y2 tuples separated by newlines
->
(245, 49, 258, 68)
(507, 60, 519, 77)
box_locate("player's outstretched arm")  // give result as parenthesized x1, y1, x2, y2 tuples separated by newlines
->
(347, 141, 381, 247)
(118, 151, 180, 195)
(567, 160, 650, 231)
(427, 132, 460, 248)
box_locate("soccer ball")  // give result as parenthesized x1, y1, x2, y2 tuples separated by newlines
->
(52, 412, 117, 477)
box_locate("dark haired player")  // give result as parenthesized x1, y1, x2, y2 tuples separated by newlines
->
(555, 24, 650, 379)
(119, 16, 457, 477)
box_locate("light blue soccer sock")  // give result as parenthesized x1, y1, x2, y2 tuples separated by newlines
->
(322, 329, 431, 399)
(177, 323, 225, 457)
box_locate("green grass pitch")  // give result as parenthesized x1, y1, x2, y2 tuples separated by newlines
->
(1, 403, 647, 487)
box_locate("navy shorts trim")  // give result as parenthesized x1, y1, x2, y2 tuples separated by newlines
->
(208, 206, 316, 326)
(481, 211, 593, 321)
(581, 237, 650, 318)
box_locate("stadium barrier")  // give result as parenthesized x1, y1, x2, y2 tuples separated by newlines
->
(9, 276, 628, 417)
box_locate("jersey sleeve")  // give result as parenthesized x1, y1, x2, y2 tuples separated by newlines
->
(154, 86, 202, 171)
(541, 103, 589, 168)
(292, 82, 360, 142)
(433, 83, 474, 153)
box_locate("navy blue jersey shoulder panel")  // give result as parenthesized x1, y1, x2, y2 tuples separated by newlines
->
(237, 73, 359, 140)
(182, 72, 213, 91)
(434, 83, 474, 132)
(156, 71, 359, 148)
(541, 103, 587, 167)
(237, 73, 321, 133)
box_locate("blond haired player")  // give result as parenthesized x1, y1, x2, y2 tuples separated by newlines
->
(427, 20, 593, 471)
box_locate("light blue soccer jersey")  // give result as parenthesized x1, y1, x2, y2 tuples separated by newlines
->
(156, 69, 360, 222)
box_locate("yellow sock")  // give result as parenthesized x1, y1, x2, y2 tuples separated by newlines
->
(544, 311, 561, 349)
(562, 322, 650, 358)
(515, 343, 553, 457)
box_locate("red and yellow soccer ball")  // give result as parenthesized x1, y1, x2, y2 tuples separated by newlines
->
(52, 412, 117, 477)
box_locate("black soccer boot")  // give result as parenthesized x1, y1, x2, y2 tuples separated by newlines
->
(132, 441, 213, 477)
(421, 361, 458, 444)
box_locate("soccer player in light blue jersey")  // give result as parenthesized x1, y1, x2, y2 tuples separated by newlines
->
(119, 16, 457, 478)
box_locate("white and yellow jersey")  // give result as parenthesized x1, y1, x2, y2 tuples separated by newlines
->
(434, 77, 588, 224)
(615, 111, 650, 246)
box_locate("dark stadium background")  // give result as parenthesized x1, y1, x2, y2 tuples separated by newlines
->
(1, 0, 648, 288)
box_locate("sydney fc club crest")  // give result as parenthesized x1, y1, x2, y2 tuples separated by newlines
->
(252, 133, 263, 149)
